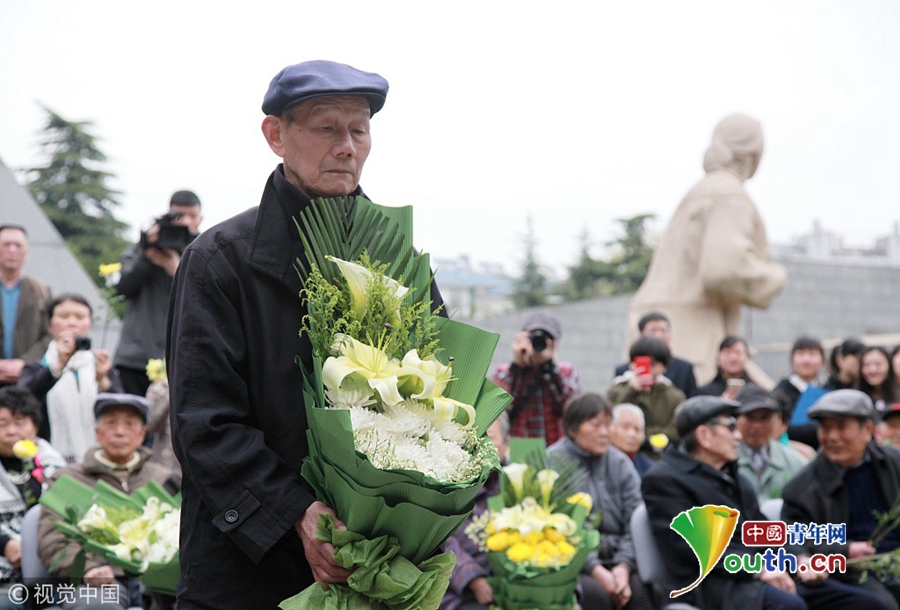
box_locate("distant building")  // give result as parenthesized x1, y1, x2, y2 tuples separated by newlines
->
(774, 220, 900, 267)
(432, 255, 515, 320)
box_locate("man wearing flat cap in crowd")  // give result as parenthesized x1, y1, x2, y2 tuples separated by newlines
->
(641, 396, 888, 610)
(168, 60, 442, 608)
(782, 389, 900, 608)
(38, 393, 179, 610)
(734, 384, 808, 504)
(492, 311, 581, 446)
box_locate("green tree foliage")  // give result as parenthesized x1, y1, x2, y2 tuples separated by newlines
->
(563, 213, 656, 299)
(24, 106, 130, 287)
(512, 216, 548, 308)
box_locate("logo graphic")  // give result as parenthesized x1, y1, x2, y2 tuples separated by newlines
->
(668, 504, 740, 598)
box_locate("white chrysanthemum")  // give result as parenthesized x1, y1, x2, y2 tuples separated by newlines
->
(326, 387, 377, 410)
(381, 402, 430, 438)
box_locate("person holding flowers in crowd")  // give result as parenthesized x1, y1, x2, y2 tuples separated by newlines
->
(18, 293, 122, 462)
(168, 60, 452, 609)
(549, 393, 654, 610)
(37, 393, 179, 610)
(0, 386, 64, 609)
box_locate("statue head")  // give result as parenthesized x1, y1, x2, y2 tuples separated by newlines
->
(702, 113, 764, 180)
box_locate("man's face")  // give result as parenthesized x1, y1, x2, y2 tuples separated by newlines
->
(818, 416, 871, 468)
(170, 204, 203, 234)
(737, 408, 776, 450)
(94, 406, 147, 465)
(641, 320, 671, 345)
(791, 348, 823, 381)
(699, 416, 742, 464)
(719, 342, 748, 377)
(263, 97, 372, 198)
(571, 411, 612, 456)
(0, 228, 28, 278)
(610, 410, 644, 455)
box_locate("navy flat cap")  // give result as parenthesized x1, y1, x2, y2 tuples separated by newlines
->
(94, 393, 150, 424)
(262, 60, 389, 117)
(808, 389, 874, 421)
(675, 395, 741, 437)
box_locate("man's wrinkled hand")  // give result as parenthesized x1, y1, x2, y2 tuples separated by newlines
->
(296, 501, 353, 587)
(84, 565, 117, 586)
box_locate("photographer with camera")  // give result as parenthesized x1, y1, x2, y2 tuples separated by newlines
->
(18, 294, 123, 463)
(491, 312, 581, 445)
(113, 190, 202, 396)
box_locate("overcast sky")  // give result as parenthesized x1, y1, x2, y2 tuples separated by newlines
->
(2, 1, 898, 275)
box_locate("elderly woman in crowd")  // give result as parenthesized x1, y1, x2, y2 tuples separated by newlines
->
(0, 386, 65, 609)
(549, 393, 653, 610)
(17, 293, 122, 463)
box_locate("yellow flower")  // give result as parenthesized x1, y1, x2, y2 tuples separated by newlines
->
(12, 439, 38, 460)
(486, 532, 511, 552)
(650, 433, 669, 451)
(98, 263, 122, 277)
(556, 539, 577, 557)
(523, 531, 544, 547)
(544, 527, 565, 543)
(506, 542, 533, 563)
(146, 359, 167, 383)
(566, 492, 593, 513)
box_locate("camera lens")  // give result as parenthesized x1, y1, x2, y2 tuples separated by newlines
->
(529, 330, 548, 352)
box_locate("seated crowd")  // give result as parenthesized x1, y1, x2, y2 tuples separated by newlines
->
(447, 311, 900, 610)
(3, 244, 900, 610)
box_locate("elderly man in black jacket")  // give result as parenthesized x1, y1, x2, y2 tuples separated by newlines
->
(167, 60, 442, 609)
(782, 389, 900, 609)
(642, 396, 888, 610)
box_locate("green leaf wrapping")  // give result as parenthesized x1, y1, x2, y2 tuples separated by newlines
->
(279, 514, 456, 610)
(291, 195, 512, 607)
(39, 476, 181, 594)
(486, 529, 601, 610)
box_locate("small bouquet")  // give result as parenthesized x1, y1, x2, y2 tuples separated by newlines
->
(279, 197, 511, 609)
(846, 495, 900, 583)
(40, 476, 180, 595)
(466, 442, 599, 610)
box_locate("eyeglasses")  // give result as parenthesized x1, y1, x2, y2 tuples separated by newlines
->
(705, 417, 738, 432)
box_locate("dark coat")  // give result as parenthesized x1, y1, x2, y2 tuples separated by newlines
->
(615, 356, 698, 398)
(168, 166, 442, 609)
(641, 447, 766, 610)
(781, 441, 900, 558)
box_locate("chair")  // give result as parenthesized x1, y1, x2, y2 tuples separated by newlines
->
(20, 504, 141, 610)
(630, 502, 701, 610)
(760, 498, 783, 521)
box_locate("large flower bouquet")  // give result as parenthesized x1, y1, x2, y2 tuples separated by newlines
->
(466, 441, 599, 610)
(279, 196, 512, 609)
(40, 476, 180, 595)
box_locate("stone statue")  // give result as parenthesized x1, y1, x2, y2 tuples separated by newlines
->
(627, 113, 787, 385)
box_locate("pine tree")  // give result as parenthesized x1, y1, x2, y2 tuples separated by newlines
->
(512, 216, 548, 308)
(24, 106, 130, 286)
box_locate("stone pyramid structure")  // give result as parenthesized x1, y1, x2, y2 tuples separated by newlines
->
(0, 155, 121, 350)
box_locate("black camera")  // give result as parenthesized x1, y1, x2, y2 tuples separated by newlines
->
(74, 336, 92, 351)
(529, 329, 551, 353)
(140, 211, 193, 253)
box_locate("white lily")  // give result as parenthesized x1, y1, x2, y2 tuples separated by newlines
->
(326, 255, 409, 323)
(536, 469, 560, 506)
(503, 462, 529, 502)
(322, 336, 405, 406)
(397, 350, 475, 427)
